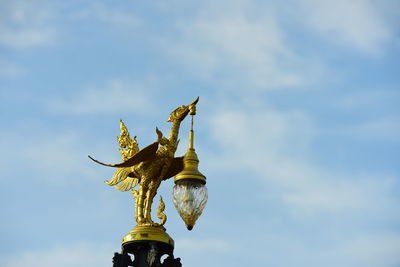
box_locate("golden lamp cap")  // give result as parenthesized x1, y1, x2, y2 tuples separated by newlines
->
(174, 130, 206, 184)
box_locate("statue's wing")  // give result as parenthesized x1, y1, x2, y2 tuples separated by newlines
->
(105, 168, 139, 192)
(163, 157, 184, 180)
(114, 177, 139, 191)
(105, 168, 132, 186)
(89, 142, 159, 168)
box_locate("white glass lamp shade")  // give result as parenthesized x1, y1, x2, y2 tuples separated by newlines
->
(172, 181, 208, 230)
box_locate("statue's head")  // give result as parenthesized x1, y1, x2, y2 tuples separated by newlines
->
(167, 97, 199, 122)
(167, 105, 189, 122)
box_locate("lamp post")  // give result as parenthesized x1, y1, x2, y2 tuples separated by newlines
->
(89, 97, 207, 267)
(173, 115, 207, 231)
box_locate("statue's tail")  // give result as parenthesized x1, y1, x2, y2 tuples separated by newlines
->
(154, 196, 167, 226)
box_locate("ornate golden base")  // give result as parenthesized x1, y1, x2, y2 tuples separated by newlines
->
(122, 225, 174, 246)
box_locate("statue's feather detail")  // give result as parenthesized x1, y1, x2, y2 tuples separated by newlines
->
(105, 167, 132, 186)
(115, 177, 139, 191)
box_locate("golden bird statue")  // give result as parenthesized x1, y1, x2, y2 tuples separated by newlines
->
(89, 97, 199, 227)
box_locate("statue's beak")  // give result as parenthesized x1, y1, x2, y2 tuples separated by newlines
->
(190, 96, 199, 106)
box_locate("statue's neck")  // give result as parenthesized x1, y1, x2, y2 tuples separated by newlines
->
(168, 120, 181, 144)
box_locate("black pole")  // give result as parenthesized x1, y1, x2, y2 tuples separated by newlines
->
(112, 240, 182, 267)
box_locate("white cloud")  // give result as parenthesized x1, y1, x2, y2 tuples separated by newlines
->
(177, 17, 300, 86)
(299, 0, 392, 54)
(337, 234, 400, 267)
(0, 61, 26, 78)
(0, 27, 54, 48)
(282, 172, 398, 216)
(160, 1, 322, 90)
(175, 238, 230, 252)
(157, 0, 393, 91)
(202, 103, 400, 266)
(0, 242, 116, 267)
(207, 106, 399, 216)
(345, 117, 400, 141)
(335, 89, 400, 110)
(260, 231, 400, 267)
(0, 0, 55, 48)
(171, 237, 232, 267)
(70, 3, 140, 29)
(22, 132, 89, 175)
(48, 79, 153, 114)
(0, 129, 100, 185)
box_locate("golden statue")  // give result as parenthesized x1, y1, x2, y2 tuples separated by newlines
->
(89, 97, 205, 246)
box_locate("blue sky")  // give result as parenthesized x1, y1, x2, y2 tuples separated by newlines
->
(0, 0, 399, 266)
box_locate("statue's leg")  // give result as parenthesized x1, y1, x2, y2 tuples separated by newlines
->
(144, 165, 169, 225)
(132, 190, 139, 223)
(137, 186, 146, 224)
(144, 181, 157, 224)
